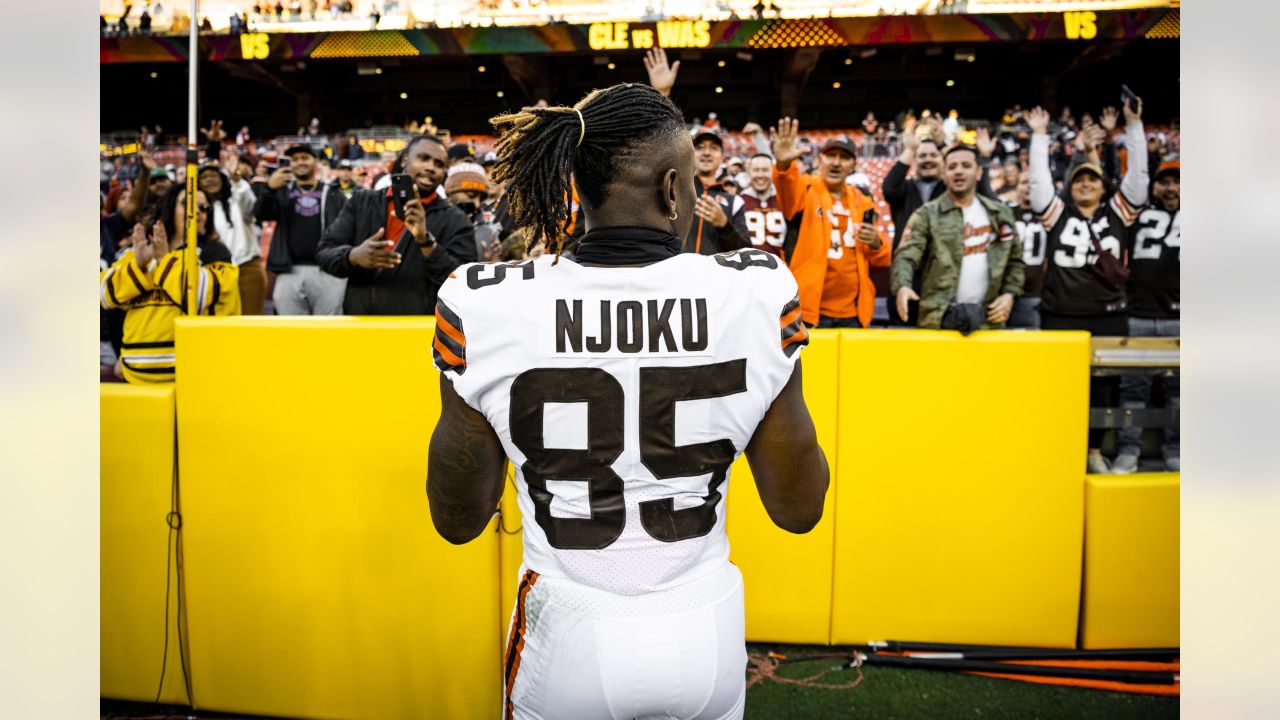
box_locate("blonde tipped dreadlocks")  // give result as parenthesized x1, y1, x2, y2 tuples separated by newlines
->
(490, 83, 685, 259)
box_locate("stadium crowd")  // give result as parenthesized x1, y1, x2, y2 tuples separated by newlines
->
(99, 47, 1179, 473)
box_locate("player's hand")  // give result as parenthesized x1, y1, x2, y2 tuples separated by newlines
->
(770, 117, 804, 168)
(896, 287, 920, 321)
(267, 166, 294, 189)
(987, 293, 1014, 324)
(856, 222, 879, 247)
(1027, 107, 1050, 135)
(643, 47, 680, 97)
(137, 148, 157, 172)
(1099, 106, 1119, 132)
(1122, 94, 1143, 124)
(695, 195, 728, 228)
(348, 228, 400, 269)
(975, 127, 997, 158)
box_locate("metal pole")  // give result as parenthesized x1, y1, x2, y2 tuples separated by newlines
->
(184, 0, 200, 315)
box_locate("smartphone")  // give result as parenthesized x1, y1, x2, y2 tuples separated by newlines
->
(279, 156, 292, 168)
(390, 173, 415, 219)
(1120, 84, 1139, 112)
(862, 208, 877, 225)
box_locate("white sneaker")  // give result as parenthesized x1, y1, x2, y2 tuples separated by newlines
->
(1111, 452, 1140, 475)
(1087, 452, 1111, 474)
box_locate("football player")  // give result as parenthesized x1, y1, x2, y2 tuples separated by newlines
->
(426, 83, 829, 720)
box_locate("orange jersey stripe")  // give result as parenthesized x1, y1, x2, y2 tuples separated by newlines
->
(433, 337, 465, 367)
(504, 571, 540, 720)
(782, 326, 808, 349)
(779, 306, 803, 329)
(436, 312, 467, 347)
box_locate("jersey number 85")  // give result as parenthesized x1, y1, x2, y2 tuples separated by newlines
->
(509, 360, 747, 550)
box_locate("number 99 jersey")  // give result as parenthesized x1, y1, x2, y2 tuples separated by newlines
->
(433, 249, 808, 596)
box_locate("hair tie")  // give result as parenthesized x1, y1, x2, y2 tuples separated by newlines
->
(574, 108, 585, 148)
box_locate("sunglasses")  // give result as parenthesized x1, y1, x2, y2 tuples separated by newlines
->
(196, 204, 211, 213)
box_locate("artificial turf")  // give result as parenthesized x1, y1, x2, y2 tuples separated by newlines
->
(743, 644, 1179, 720)
(102, 644, 1180, 719)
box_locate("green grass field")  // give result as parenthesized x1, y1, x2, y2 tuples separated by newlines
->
(744, 644, 1179, 719)
(102, 644, 1179, 719)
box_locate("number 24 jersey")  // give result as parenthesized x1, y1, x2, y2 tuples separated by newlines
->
(433, 250, 807, 596)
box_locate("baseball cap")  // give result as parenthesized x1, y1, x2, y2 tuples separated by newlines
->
(149, 167, 170, 181)
(448, 143, 475, 162)
(284, 144, 316, 158)
(1153, 159, 1180, 179)
(337, 159, 353, 169)
(1068, 162, 1104, 184)
(727, 155, 746, 167)
(480, 150, 498, 166)
(691, 129, 724, 149)
(444, 162, 490, 197)
(819, 140, 857, 158)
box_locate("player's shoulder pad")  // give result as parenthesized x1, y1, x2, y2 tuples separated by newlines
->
(707, 247, 797, 304)
(708, 247, 785, 274)
(441, 257, 542, 301)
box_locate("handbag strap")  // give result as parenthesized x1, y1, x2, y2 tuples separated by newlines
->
(1080, 208, 1118, 262)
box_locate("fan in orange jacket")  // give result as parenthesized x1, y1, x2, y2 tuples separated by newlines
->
(772, 120, 891, 328)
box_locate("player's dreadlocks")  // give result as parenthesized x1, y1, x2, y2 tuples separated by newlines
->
(490, 83, 685, 257)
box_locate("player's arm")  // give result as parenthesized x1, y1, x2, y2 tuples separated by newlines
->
(744, 360, 829, 534)
(427, 376, 507, 545)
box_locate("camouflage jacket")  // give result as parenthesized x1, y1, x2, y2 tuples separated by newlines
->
(890, 192, 1025, 330)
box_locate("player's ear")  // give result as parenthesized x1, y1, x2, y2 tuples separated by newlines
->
(661, 167, 679, 218)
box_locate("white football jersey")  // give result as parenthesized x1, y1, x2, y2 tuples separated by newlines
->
(433, 248, 808, 596)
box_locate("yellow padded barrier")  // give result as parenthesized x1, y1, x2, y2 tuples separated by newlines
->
(726, 329, 840, 645)
(830, 330, 1091, 647)
(101, 384, 190, 704)
(498, 477, 524, 639)
(175, 317, 500, 720)
(1081, 473, 1180, 649)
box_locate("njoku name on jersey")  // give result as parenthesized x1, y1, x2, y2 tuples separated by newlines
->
(555, 298, 708, 354)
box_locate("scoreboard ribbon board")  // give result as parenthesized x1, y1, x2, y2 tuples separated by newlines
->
(101, 9, 1177, 63)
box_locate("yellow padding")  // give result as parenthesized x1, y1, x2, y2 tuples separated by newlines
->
(174, 317, 500, 720)
(1081, 473, 1180, 649)
(727, 330, 840, 644)
(498, 475, 524, 650)
(830, 330, 1091, 647)
(101, 384, 189, 704)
